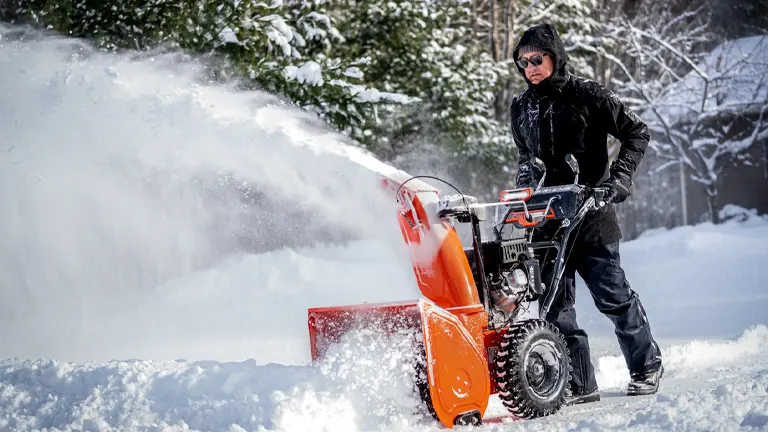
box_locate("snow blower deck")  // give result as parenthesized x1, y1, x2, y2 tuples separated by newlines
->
(308, 155, 608, 428)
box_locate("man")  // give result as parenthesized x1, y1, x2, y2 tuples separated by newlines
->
(509, 23, 664, 405)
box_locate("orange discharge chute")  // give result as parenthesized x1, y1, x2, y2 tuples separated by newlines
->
(307, 173, 492, 428)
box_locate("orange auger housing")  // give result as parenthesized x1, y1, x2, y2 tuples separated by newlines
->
(308, 173, 492, 427)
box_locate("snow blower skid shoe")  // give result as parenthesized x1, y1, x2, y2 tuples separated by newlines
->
(307, 155, 608, 428)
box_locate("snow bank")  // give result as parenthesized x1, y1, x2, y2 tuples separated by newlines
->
(577, 216, 768, 339)
(0, 328, 430, 432)
(596, 324, 768, 390)
(719, 204, 768, 224)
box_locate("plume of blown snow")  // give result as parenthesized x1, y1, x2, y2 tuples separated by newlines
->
(0, 24, 419, 363)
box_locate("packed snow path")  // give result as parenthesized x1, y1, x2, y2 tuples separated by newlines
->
(1, 24, 767, 432)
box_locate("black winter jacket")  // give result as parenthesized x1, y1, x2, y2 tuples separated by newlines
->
(510, 24, 650, 244)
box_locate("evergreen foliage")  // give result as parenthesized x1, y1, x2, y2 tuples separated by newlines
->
(1, 0, 409, 145)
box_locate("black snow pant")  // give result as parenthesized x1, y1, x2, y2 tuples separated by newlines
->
(542, 239, 663, 394)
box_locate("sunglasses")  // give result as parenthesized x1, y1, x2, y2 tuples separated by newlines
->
(516, 54, 547, 69)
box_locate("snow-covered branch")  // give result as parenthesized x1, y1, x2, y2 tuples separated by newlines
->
(587, 5, 766, 223)
(660, 5, 705, 37)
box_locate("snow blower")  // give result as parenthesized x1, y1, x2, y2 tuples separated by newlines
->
(308, 154, 608, 427)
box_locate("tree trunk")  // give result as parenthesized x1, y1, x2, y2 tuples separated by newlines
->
(471, 0, 477, 38)
(680, 159, 688, 225)
(706, 187, 719, 224)
(488, 0, 496, 60)
(502, 0, 513, 60)
(763, 138, 768, 178)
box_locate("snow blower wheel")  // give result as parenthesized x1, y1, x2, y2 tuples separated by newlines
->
(495, 319, 570, 419)
(412, 340, 439, 422)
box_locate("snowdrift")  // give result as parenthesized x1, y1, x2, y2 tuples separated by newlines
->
(578, 214, 768, 340)
(0, 328, 428, 432)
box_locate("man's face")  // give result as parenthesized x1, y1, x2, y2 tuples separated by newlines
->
(518, 51, 554, 85)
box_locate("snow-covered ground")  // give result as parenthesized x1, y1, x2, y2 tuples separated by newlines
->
(1, 25, 767, 432)
(1, 221, 766, 432)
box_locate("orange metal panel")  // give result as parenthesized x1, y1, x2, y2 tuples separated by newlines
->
(419, 301, 491, 427)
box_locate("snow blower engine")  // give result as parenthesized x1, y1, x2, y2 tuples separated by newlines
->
(307, 154, 608, 427)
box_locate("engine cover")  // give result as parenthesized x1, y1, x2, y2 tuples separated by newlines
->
(464, 238, 532, 277)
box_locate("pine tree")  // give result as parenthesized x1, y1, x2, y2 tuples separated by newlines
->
(0, 0, 409, 147)
(201, 0, 413, 143)
(328, 0, 514, 197)
(0, 0, 192, 50)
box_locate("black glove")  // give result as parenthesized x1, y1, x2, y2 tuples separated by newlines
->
(515, 160, 545, 189)
(600, 171, 632, 204)
(515, 164, 535, 189)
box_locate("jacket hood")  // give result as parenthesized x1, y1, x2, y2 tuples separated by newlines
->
(512, 23, 569, 95)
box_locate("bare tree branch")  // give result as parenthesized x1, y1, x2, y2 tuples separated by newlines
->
(629, 26, 709, 79)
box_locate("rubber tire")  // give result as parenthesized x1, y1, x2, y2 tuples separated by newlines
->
(494, 319, 570, 419)
(412, 340, 439, 421)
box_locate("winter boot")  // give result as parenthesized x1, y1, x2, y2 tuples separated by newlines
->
(564, 388, 601, 406)
(627, 364, 664, 396)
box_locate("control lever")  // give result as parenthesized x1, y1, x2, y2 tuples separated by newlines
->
(565, 153, 579, 185)
(534, 157, 547, 192)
